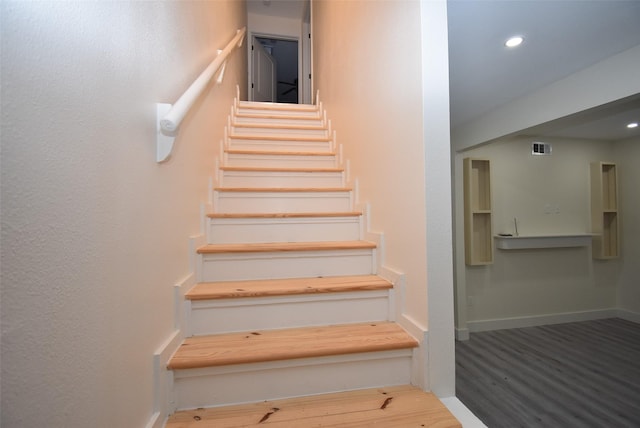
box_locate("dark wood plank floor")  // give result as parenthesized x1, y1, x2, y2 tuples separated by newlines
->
(456, 318, 640, 428)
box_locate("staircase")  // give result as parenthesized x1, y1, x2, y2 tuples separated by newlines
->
(162, 94, 460, 427)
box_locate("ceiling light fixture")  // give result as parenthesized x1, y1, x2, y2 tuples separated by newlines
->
(505, 36, 524, 48)
(627, 122, 638, 129)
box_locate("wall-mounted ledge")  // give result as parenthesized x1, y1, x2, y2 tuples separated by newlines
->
(495, 234, 593, 250)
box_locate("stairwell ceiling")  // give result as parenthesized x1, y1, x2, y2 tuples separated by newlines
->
(448, 0, 640, 142)
(247, 0, 309, 21)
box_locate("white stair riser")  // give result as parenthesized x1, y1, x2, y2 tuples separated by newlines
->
(230, 125, 328, 138)
(172, 350, 413, 410)
(233, 116, 325, 127)
(220, 171, 343, 188)
(190, 291, 390, 335)
(208, 217, 361, 243)
(228, 138, 332, 153)
(199, 249, 375, 282)
(213, 192, 352, 214)
(235, 107, 320, 118)
(224, 153, 337, 168)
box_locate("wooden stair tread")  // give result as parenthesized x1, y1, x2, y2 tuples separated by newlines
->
(225, 149, 335, 156)
(229, 133, 331, 142)
(214, 187, 351, 192)
(167, 322, 418, 370)
(207, 211, 361, 219)
(165, 385, 461, 427)
(220, 166, 343, 173)
(231, 122, 326, 131)
(197, 240, 376, 254)
(186, 275, 392, 300)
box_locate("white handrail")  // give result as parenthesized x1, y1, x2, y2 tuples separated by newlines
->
(156, 27, 246, 162)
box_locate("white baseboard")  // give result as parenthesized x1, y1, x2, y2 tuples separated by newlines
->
(455, 327, 470, 341)
(440, 396, 488, 428)
(617, 308, 640, 324)
(467, 308, 619, 332)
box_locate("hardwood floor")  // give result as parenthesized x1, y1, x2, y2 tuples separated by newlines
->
(456, 318, 640, 428)
(166, 385, 461, 427)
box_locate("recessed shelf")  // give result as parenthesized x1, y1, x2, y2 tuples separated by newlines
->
(464, 158, 493, 265)
(495, 234, 593, 250)
(591, 162, 619, 259)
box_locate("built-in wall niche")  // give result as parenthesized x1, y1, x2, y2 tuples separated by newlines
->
(591, 161, 619, 259)
(463, 158, 493, 265)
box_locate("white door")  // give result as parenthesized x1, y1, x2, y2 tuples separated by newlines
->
(251, 37, 276, 102)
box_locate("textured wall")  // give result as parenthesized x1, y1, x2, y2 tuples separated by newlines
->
(0, 1, 246, 426)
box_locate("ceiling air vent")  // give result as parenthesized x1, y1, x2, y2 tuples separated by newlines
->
(532, 142, 552, 155)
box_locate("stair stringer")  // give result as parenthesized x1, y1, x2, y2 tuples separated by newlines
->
(354, 199, 429, 391)
(146, 233, 206, 428)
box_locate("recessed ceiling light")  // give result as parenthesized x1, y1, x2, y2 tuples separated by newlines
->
(505, 36, 524, 48)
(627, 122, 638, 129)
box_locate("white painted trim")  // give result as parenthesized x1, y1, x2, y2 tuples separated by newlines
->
(191, 289, 389, 310)
(379, 265, 404, 323)
(173, 348, 413, 379)
(440, 397, 488, 428)
(395, 312, 428, 390)
(455, 327, 470, 341)
(200, 201, 213, 238)
(147, 329, 182, 428)
(147, 271, 200, 428)
(467, 308, 620, 332)
(190, 234, 206, 282)
(617, 308, 640, 324)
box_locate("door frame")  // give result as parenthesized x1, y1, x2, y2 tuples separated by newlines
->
(247, 31, 307, 104)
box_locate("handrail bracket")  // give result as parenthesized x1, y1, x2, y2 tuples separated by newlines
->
(155, 27, 246, 163)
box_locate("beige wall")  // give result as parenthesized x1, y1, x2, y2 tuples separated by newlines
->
(0, 1, 246, 426)
(615, 136, 640, 315)
(312, 0, 428, 325)
(456, 138, 622, 327)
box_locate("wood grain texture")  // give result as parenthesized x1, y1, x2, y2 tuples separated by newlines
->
(196, 240, 376, 254)
(229, 134, 330, 142)
(167, 322, 418, 370)
(214, 187, 351, 192)
(207, 212, 361, 219)
(166, 385, 461, 428)
(219, 166, 343, 173)
(185, 275, 392, 300)
(225, 149, 335, 156)
(456, 318, 640, 428)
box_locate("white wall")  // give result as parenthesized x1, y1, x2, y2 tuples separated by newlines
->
(615, 136, 640, 316)
(0, 2, 246, 427)
(455, 138, 622, 329)
(312, 0, 455, 395)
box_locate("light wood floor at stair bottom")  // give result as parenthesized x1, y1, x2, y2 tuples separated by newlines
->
(167, 322, 417, 370)
(165, 385, 462, 428)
